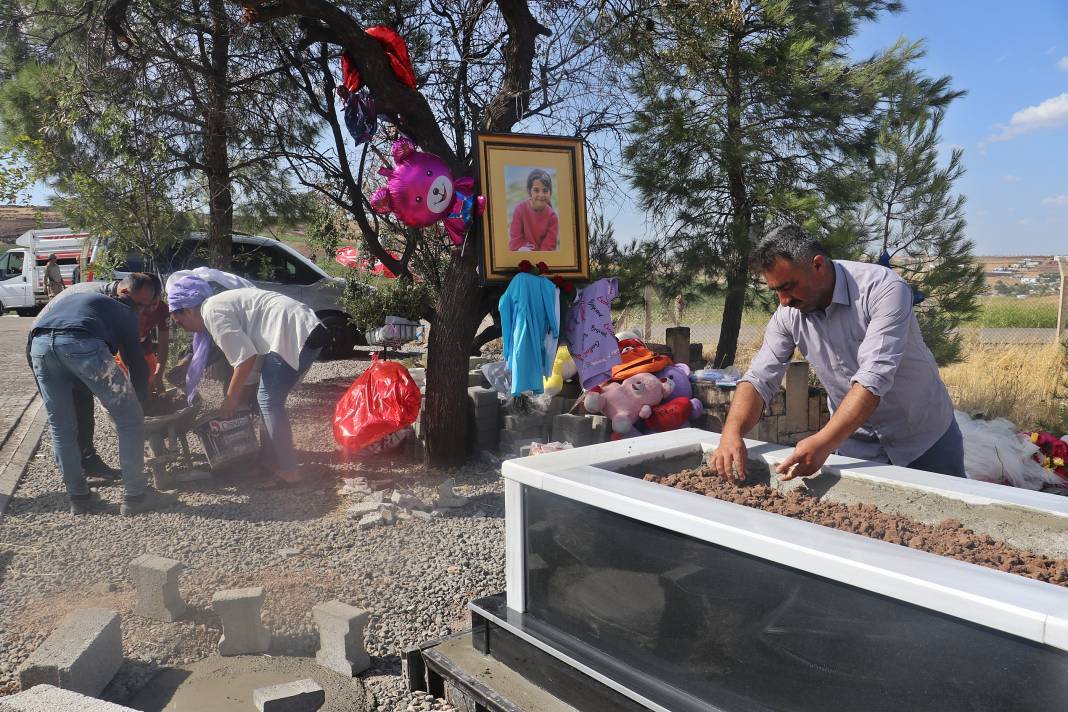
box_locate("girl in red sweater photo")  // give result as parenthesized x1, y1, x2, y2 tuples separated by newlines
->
(507, 168, 559, 252)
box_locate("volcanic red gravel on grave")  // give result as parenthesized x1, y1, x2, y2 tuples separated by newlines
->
(644, 467, 1068, 588)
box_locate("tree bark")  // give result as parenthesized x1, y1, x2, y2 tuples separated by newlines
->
(423, 248, 484, 467)
(204, 0, 233, 268)
(714, 13, 750, 368)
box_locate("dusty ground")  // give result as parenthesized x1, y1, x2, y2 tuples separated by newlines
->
(0, 354, 505, 711)
(646, 467, 1068, 588)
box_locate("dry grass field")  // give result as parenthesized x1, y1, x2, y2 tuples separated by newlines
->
(0, 204, 65, 242)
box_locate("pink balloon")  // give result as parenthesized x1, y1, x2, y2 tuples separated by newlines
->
(370, 139, 485, 246)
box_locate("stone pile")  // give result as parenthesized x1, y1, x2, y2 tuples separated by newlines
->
(340, 476, 471, 530)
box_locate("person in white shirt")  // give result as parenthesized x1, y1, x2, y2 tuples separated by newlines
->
(167, 277, 327, 486)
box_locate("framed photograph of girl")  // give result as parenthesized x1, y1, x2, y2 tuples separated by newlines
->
(474, 132, 589, 284)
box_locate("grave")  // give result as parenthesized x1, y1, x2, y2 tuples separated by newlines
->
(409, 429, 1068, 711)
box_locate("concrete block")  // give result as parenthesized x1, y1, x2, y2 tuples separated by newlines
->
(551, 414, 609, 447)
(770, 390, 787, 416)
(129, 554, 186, 622)
(467, 370, 487, 387)
(357, 512, 385, 529)
(212, 587, 270, 656)
(808, 397, 820, 430)
(689, 342, 704, 367)
(18, 609, 122, 697)
(345, 501, 380, 518)
(502, 414, 549, 432)
(692, 382, 731, 407)
(467, 386, 497, 410)
(783, 360, 810, 433)
(666, 326, 690, 365)
(313, 601, 371, 677)
(390, 490, 425, 510)
(436, 479, 469, 508)
(0, 684, 137, 711)
(253, 679, 325, 712)
(469, 355, 490, 370)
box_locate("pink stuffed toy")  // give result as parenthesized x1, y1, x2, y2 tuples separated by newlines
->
(584, 372, 673, 436)
(370, 139, 485, 246)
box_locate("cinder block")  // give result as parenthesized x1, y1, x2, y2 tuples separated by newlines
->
(253, 679, 325, 712)
(18, 609, 122, 697)
(469, 355, 490, 370)
(551, 414, 609, 447)
(313, 601, 371, 677)
(467, 370, 488, 387)
(770, 390, 787, 416)
(783, 360, 810, 433)
(467, 386, 497, 410)
(212, 587, 270, 656)
(0, 684, 137, 710)
(129, 554, 186, 622)
(808, 397, 820, 430)
(499, 430, 547, 449)
(503, 414, 548, 432)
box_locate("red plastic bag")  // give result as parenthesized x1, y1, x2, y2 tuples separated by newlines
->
(333, 355, 421, 454)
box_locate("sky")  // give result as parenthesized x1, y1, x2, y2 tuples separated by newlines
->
(24, 0, 1068, 255)
(605, 0, 1068, 255)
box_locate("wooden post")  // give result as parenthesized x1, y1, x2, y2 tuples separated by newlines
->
(1057, 256, 1067, 345)
(666, 326, 690, 365)
(643, 284, 653, 341)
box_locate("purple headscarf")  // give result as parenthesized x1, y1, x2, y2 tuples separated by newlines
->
(167, 275, 215, 404)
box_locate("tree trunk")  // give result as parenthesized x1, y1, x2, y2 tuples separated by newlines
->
(715, 15, 750, 368)
(204, 0, 233, 269)
(424, 249, 484, 467)
(714, 253, 749, 367)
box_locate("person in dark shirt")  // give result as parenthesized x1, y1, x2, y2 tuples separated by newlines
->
(29, 276, 178, 516)
(31, 274, 172, 483)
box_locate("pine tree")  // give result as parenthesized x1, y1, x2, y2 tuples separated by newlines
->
(612, 0, 916, 367)
(861, 80, 983, 365)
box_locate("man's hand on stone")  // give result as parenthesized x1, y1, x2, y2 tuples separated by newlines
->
(777, 433, 835, 480)
(712, 432, 748, 481)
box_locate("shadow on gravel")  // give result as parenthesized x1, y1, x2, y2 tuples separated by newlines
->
(173, 493, 339, 523)
(5, 490, 77, 517)
(293, 378, 359, 398)
(269, 630, 318, 657)
(446, 492, 504, 519)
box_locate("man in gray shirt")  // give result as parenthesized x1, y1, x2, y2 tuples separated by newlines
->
(712, 225, 964, 481)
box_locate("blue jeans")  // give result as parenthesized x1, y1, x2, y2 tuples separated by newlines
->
(30, 333, 146, 498)
(257, 345, 320, 475)
(840, 419, 966, 478)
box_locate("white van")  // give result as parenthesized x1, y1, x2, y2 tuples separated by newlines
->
(0, 228, 87, 315)
(83, 232, 371, 358)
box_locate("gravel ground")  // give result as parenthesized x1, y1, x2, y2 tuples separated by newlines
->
(0, 355, 506, 711)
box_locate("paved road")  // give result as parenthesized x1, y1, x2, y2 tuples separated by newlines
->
(0, 316, 36, 448)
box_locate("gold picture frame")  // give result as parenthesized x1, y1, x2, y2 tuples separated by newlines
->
(474, 132, 589, 284)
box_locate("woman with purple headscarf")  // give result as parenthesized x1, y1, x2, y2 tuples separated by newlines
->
(168, 276, 328, 486)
